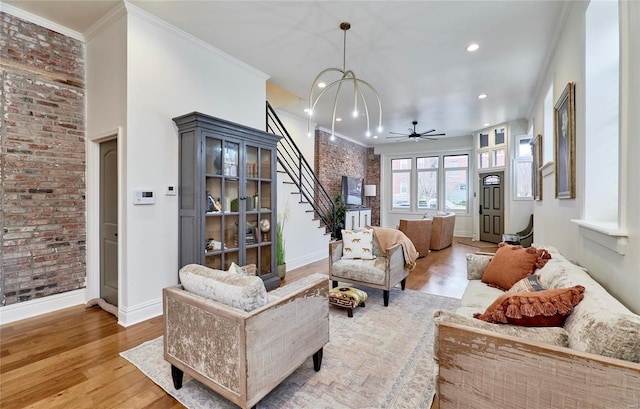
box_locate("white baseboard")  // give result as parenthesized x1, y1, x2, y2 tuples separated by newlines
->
(286, 249, 328, 271)
(117, 298, 163, 327)
(0, 289, 86, 325)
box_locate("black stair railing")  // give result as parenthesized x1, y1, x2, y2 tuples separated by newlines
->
(266, 101, 337, 237)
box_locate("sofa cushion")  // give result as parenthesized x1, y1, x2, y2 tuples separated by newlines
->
(474, 286, 585, 327)
(457, 279, 505, 317)
(179, 264, 268, 312)
(331, 258, 387, 286)
(341, 228, 375, 260)
(481, 244, 547, 290)
(434, 309, 569, 347)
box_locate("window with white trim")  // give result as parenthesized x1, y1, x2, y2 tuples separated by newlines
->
(389, 153, 469, 213)
(514, 135, 533, 199)
(391, 158, 411, 208)
(444, 155, 469, 212)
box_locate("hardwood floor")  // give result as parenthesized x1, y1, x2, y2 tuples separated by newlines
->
(0, 240, 477, 409)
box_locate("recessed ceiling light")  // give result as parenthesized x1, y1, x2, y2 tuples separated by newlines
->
(466, 43, 479, 52)
(317, 82, 326, 88)
(483, 123, 490, 127)
(478, 93, 488, 99)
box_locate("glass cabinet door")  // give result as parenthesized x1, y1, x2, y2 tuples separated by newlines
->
(203, 138, 275, 274)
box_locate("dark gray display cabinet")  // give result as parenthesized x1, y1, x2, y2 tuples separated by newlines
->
(173, 112, 281, 289)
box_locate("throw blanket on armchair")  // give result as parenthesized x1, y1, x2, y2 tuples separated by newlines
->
(372, 227, 419, 270)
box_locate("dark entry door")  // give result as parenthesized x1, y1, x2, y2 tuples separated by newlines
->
(479, 172, 504, 243)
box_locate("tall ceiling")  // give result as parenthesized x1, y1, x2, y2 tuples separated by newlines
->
(5, 0, 567, 145)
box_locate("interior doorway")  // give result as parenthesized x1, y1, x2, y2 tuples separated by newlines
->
(100, 139, 118, 306)
(479, 171, 504, 243)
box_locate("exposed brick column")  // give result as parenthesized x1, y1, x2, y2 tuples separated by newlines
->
(314, 129, 380, 225)
(1, 13, 86, 306)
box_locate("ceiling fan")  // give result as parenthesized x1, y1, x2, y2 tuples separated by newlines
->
(387, 121, 445, 141)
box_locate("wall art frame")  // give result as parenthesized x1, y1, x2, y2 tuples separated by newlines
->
(554, 82, 576, 199)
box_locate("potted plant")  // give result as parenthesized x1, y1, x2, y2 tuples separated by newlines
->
(330, 193, 347, 240)
(276, 199, 290, 279)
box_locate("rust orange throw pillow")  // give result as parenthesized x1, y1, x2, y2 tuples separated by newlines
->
(481, 244, 549, 290)
(474, 286, 585, 327)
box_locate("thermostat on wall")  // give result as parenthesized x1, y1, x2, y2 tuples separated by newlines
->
(134, 190, 155, 205)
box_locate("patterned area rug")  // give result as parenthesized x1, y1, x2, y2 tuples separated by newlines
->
(121, 287, 460, 409)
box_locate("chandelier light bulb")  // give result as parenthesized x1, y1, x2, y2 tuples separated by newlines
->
(365, 131, 371, 137)
(377, 125, 383, 133)
(318, 82, 326, 88)
(352, 110, 358, 118)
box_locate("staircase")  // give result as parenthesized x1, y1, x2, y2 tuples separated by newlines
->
(266, 102, 338, 238)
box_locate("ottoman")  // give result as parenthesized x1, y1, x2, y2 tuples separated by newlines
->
(329, 287, 368, 317)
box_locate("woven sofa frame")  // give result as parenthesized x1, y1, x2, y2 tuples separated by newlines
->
(435, 321, 640, 408)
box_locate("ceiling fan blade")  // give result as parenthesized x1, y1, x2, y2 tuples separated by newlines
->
(418, 129, 436, 135)
(388, 131, 409, 135)
(386, 134, 409, 139)
(424, 132, 445, 137)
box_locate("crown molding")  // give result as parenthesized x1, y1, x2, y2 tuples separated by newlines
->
(123, 1, 269, 81)
(83, 1, 127, 41)
(0, 2, 83, 41)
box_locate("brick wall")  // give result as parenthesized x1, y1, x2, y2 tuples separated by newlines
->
(1, 13, 86, 306)
(314, 129, 380, 225)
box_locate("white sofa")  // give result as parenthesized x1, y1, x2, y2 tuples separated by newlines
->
(433, 246, 640, 408)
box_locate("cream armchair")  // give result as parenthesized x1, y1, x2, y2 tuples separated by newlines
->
(163, 272, 329, 409)
(329, 237, 409, 306)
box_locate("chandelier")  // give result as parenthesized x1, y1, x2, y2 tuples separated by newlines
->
(307, 22, 383, 140)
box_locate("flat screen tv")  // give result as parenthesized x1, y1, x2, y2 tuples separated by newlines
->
(341, 175, 364, 207)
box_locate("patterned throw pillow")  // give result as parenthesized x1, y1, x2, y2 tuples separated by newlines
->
(229, 262, 257, 276)
(508, 275, 545, 293)
(466, 253, 494, 280)
(474, 285, 585, 327)
(341, 229, 375, 260)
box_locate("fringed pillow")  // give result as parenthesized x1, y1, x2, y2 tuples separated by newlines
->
(481, 243, 551, 290)
(474, 285, 585, 327)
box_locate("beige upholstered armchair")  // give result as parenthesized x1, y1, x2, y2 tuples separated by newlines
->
(163, 269, 329, 409)
(329, 227, 412, 306)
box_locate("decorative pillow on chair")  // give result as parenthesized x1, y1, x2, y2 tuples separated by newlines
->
(474, 285, 585, 327)
(341, 229, 375, 260)
(180, 264, 268, 312)
(481, 244, 550, 290)
(229, 262, 257, 276)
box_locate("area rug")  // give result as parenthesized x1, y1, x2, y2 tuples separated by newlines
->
(121, 288, 459, 409)
(455, 237, 498, 251)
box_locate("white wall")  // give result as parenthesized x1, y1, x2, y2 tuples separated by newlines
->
(85, 4, 270, 326)
(273, 110, 329, 271)
(85, 6, 128, 322)
(530, 1, 640, 313)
